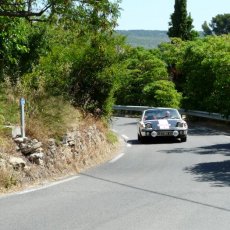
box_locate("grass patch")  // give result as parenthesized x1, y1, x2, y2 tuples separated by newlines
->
(0, 128, 17, 154)
(25, 96, 81, 141)
(106, 130, 118, 144)
(0, 169, 18, 189)
(0, 87, 20, 126)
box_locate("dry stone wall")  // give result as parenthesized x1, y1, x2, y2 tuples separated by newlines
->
(0, 124, 112, 185)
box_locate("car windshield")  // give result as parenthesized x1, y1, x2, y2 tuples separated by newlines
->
(143, 109, 181, 120)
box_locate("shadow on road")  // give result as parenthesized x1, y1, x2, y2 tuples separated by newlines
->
(163, 143, 230, 157)
(120, 119, 230, 187)
(127, 138, 181, 145)
(185, 160, 230, 187)
(188, 122, 230, 136)
(163, 143, 230, 187)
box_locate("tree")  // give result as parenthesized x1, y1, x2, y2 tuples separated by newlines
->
(168, 0, 198, 40)
(202, 14, 230, 36)
(157, 38, 187, 91)
(21, 0, 123, 117)
(180, 35, 230, 116)
(0, 0, 124, 117)
(202, 21, 212, 36)
(0, 0, 122, 24)
(0, 16, 51, 84)
(0, 17, 30, 82)
(0, 0, 73, 21)
(115, 47, 169, 106)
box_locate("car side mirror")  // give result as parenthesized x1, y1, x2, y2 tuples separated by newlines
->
(181, 114, 186, 120)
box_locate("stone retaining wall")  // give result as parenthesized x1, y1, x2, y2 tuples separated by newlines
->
(0, 124, 115, 191)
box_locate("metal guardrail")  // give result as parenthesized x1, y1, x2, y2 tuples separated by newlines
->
(113, 105, 230, 122)
(181, 109, 230, 121)
(113, 105, 149, 112)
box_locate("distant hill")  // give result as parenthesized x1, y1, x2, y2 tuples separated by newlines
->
(116, 30, 170, 49)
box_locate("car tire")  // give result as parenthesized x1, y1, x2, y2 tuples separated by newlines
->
(181, 136, 187, 142)
(138, 133, 145, 143)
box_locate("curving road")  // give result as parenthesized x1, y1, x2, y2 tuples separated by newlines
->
(0, 117, 230, 230)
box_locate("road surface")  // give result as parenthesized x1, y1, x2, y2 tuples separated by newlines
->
(0, 117, 230, 230)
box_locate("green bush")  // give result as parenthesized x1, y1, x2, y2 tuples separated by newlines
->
(143, 80, 182, 108)
(115, 47, 169, 106)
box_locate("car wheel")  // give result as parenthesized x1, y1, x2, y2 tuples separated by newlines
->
(181, 136, 187, 142)
(138, 133, 145, 143)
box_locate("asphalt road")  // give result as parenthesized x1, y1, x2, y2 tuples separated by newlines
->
(0, 117, 230, 230)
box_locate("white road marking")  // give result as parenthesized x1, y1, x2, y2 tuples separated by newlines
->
(17, 176, 80, 195)
(127, 143, 132, 147)
(109, 153, 125, 163)
(11, 176, 80, 196)
(121, 134, 129, 142)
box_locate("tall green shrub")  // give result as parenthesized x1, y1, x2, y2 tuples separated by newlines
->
(143, 80, 182, 108)
(168, 0, 198, 40)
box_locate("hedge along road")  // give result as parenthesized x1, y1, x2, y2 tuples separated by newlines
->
(0, 117, 230, 230)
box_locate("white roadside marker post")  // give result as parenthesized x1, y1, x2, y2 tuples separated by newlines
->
(20, 97, 26, 139)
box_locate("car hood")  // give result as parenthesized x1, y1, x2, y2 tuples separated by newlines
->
(144, 119, 183, 130)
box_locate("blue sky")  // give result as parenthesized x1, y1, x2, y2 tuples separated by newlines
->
(116, 0, 230, 31)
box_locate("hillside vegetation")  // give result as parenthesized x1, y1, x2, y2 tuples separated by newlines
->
(116, 30, 170, 48)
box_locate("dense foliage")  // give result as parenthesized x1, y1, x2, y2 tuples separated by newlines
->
(115, 47, 182, 108)
(0, 0, 124, 119)
(156, 35, 230, 117)
(181, 35, 230, 116)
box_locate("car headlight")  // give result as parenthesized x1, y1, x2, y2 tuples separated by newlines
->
(145, 123, 152, 129)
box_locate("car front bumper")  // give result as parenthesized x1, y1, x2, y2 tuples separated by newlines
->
(140, 129, 187, 138)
